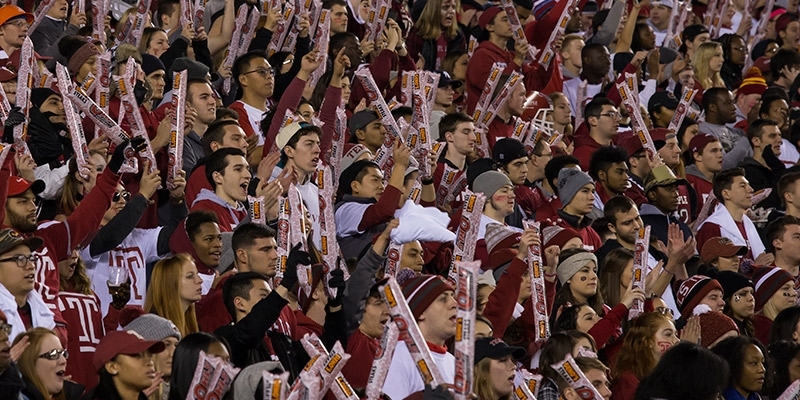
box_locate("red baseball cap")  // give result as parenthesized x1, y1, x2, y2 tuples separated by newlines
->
(689, 133, 719, 154)
(479, 6, 503, 30)
(93, 330, 165, 372)
(7, 176, 44, 197)
(700, 236, 747, 264)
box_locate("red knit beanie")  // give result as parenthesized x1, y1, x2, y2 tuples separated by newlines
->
(485, 224, 521, 270)
(542, 225, 581, 249)
(676, 275, 723, 320)
(752, 266, 795, 311)
(400, 274, 455, 320)
(697, 308, 739, 348)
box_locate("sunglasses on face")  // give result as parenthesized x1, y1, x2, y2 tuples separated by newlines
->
(113, 190, 131, 202)
(38, 348, 68, 360)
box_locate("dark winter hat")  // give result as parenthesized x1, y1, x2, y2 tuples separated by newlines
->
(493, 138, 529, 165)
(141, 53, 166, 76)
(400, 274, 455, 320)
(338, 159, 380, 196)
(348, 110, 380, 135)
(473, 170, 513, 198)
(753, 266, 795, 311)
(169, 57, 210, 81)
(697, 310, 739, 348)
(485, 223, 522, 271)
(31, 88, 58, 110)
(713, 270, 754, 300)
(557, 168, 593, 209)
(676, 275, 724, 320)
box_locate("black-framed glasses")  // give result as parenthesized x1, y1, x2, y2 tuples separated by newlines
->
(0, 321, 11, 335)
(113, 190, 131, 202)
(0, 254, 39, 267)
(596, 111, 621, 120)
(242, 68, 275, 78)
(38, 349, 68, 360)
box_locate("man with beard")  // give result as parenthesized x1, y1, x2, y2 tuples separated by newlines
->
(699, 88, 747, 169)
(0, 139, 136, 345)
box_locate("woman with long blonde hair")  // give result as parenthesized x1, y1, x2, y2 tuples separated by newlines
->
(692, 42, 726, 90)
(472, 337, 526, 400)
(407, 0, 466, 70)
(13, 327, 83, 400)
(144, 254, 203, 337)
(611, 312, 680, 400)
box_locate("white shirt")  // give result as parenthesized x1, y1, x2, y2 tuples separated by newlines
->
(382, 341, 455, 400)
(240, 101, 266, 146)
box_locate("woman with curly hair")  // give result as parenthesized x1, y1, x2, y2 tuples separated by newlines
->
(611, 312, 680, 400)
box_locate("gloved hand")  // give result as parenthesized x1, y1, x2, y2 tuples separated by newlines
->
(763, 144, 786, 172)
(4, 106, 25, 128)
(326, 268, 346, 307)
(422, 384, 454, 400)
(108, 136, 147, 174)
(280, 242, 311, 290)
(109, 281, 131, 310)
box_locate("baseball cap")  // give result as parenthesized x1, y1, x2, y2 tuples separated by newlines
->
(659, 47, 678, 64)
(0, 228, 42, 256)
(474, 337, 526, 365)
(492, 138, 528, 164)
(479, 6, 503, 30)
(275, 121, 318, 150)
(700, 237, 748, 264)
(644, 164, 687, 193)
(0, 5, 32, 27)
(348, 110, 380, 135)
(7, 176, 45, 197)
(648, 91, 680, 115)
(619, 133, 645, 157)
(682, 25, 710, 43)
(437, 70, 462, 89)
(93, 330, 166, 372)
(689, 133, 719, 154)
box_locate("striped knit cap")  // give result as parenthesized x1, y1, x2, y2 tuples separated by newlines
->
(752, 266, 795, 311)
(400, 274, 455, 320)
(736, 68, 767, 98)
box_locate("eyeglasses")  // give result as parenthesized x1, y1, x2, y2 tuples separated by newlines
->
(655, 307, 675, 317)
(0, 254, 39, 267)
(596, 112, 621, 120)
(38, 349, 68, 360)
(0, 322, 11, 335)
(113, 190, 131, 202)
(242, 68, 275, 78)
(4, 19, 28, 28)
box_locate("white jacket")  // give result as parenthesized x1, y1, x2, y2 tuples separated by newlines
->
(0, 282, 55, 341)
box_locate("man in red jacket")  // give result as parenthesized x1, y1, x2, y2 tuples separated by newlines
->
(685, 134, 723, 212)
(465, 6, 534, 115)
(190, 148, 251, 232)
(573, 97, 620, 171)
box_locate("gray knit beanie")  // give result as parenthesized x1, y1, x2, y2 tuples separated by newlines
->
(557, 168, 593, 209)
(473, 171, 513, 198)
(124, 314, 181, 341)
(232, 361, 285, 397)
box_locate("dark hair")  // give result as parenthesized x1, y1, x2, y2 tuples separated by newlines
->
(771, 49, 800, 79)
(280, 124, 323, 164)
(538, 331, 581, 381)
(765, 215, 800, 254)
(216, 107, 240, 121)
(186, 210, 219, 242)
(222, 271, 269, 319)
(590, 12, 609, 39)
(584, 97, 615, 120)
(233, 50, 269, 100)
(186, 78, 213, 100)
(588, 145, 629, 180)
(439, 112, 474, 141)
(322, 0, 347, 9)
(768, 340, 800, 398)
(545, 155, 581, 194)
(718, 33, 744, 64)
(777, 13, 800, 46)
(770, 306, 800, 343)
(758, 96, 788, 120)
(168, 333, 230, 400)
(712, 167, 746, 205)
(603, 195, 637, 225)
(702, 87, 732, 113)
(778, 171, 800, 207)
(711, 336, 770, 394)
(86, 368, 126, 400)
(635, 342, 729, 400)
(631, 23, 654, 52)
(156, 0, 179, 28)
(553, 302, 591, 332)
(232, 223, 277, 252)
(552, 248, 605, 320)
(391, 106, 414, 122)
(676, 117, 698, 153)
(202, 119, 242, 155)
(329, 32, 359, 56)
(747, 118, 779, 141)
(205, 147, 247, 188)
